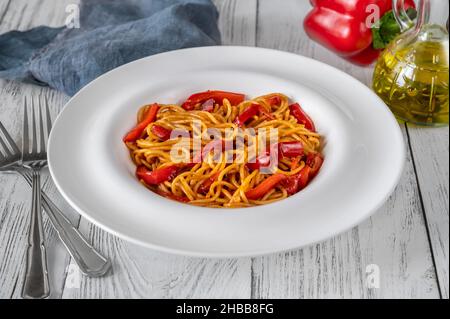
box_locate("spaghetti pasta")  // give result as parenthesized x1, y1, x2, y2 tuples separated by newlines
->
(124, 91, 324, 208)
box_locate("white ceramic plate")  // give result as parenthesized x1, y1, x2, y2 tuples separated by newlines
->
(48, 46, 405, 257)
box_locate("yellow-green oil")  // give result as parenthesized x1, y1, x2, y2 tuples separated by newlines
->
(373, 40, 449, 126)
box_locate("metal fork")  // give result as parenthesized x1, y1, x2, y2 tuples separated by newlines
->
(0, 101, 110, 298)
(21, 97, 50, 299)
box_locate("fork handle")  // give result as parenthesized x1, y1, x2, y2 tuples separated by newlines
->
(19, 171, 111, 277)
(22, 170, 50, 299)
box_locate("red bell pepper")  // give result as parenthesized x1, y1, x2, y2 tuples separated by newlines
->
(192, 139, 224, 163)
(234, 103, 260, 127)
(136, 165, 179, 185)
(234, 103, 274, 127)
(289, 103, 316, 132)
(304, 0, 416, 66)
(182, 90, 246, 110)
(267, 96, 281, 106)
(246, 150, 271, 171)
(201, 99, 215, 112)
(306, 153, 324, 178)
(281, 154, 324, 195)
(246, 141, 303, 171)
(245, 174, 287, 200)
(278, 141, 304, 158)
(123, 104, 159, 142)
(151, 125, 172, 141)
(281, 165, 311, 195)
(156, 189, 190, 203)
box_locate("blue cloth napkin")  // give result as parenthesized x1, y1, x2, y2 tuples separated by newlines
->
(0, 0, 221, 96)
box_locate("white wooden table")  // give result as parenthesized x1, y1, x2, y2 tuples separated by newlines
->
(0, 0, 448, 299)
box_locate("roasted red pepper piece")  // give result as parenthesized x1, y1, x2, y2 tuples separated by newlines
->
(182, 90, 245, 110)
(192, 139, 224, 163)
(246, 150, 271, 171)
(156, 189, 190, 203)
(278, 141, 304, 158)
(136, 165, 179, 185)
(234, 103, 260, 127)
(267, 96, 281, 106)
(201, 99, 215, 112)
(281, 165, 311, 195)
(151, 125, 172, 141)
(246, 141, 303, 171)
(304, 0, 415, 65)
(234, 103, 275, 127)
(123, 104, 159, 142)
(245, 174, 287, 200)
(306, 153, 324, 178)
(289, 103, 316, 132)
(297, 166, 311, 190)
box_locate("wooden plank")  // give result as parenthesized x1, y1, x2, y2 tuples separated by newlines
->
(0, 0, 77, 298)
(213, 0, 257, 46)
(407, 125, 449, 298)
(62, 222, 252, 298)
(251, 0, 440, 299)
(61, 0, 257, 298)
(0, 0, 77, 33)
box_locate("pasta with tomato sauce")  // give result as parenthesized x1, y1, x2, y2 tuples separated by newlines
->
(123, 91, 324, 208)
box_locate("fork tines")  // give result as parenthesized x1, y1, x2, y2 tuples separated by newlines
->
(0, 121, 21, 164)
(22, 96, 52, 161)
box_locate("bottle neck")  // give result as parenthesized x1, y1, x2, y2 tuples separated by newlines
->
(416, 0, 449, 30)
(413, 0, 448, 43)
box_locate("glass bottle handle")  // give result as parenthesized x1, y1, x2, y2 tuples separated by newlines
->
(392, 0, 415, 31)
(392, 0, 430, 32)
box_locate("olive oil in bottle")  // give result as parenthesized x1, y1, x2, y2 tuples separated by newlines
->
(372, 0, 449, 127)
(373, 38, 449, 126)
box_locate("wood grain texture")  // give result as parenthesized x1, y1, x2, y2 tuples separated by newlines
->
(62, 221, 252, 298)
(407, 125, 449, 298)
(213, 0, 257, 46)
(0, 0, 78, 298)
(251, 0, 441, 299)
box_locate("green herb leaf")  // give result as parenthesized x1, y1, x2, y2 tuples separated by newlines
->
(372, 27, 386, 49)
(371, 8, 417, 49)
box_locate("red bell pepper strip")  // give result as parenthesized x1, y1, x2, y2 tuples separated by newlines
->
(246, 150, 271, 171)
(281, 165, 311, 195)
(297, 166, 311, 190)
(246, 141, 303, 171)
(289, 103, 316, 132)
(267, 96, 281, 106)
(234, 103, 260, 127)
(304, 0, 416, 66)
(136, 165, 179, 185)
(182, 90, 246, 110)
(306, 153, 324, 178)
(156, 189, 190, 203)
(123, 104, 159, 142)
(245, 173, 287, 200)
(151, 125, 172, 141)
(192, 139, 224, 163)
(201, 99, 215, 112)
(198, 172, 221, 194)
(234, 103, 275, 127)
(278, 141, 304, 158)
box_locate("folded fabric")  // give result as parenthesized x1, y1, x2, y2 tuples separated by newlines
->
(0, 0, 221, 96)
